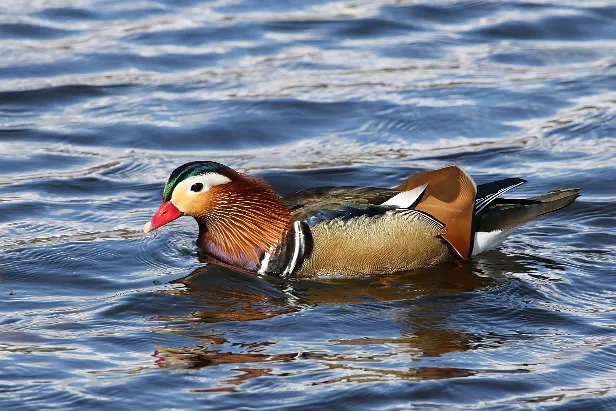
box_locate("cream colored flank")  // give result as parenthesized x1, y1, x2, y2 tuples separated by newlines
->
(298, 211, 449, 277)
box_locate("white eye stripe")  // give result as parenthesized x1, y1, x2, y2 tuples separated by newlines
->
(171, 173, 232, 204)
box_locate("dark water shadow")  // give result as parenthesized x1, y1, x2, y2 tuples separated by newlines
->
(151, 252, 558, 387)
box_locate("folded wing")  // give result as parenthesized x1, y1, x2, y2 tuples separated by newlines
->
(395, 165, 477, 259)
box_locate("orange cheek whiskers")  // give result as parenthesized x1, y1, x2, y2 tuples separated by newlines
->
(199, 179, 292, 266)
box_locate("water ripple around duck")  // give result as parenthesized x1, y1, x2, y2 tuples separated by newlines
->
(1, 0, 616, 409)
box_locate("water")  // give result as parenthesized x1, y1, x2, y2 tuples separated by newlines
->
(1, 0, 616, 409)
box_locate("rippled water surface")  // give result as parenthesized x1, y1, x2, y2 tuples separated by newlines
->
(2, 0, 616, 409)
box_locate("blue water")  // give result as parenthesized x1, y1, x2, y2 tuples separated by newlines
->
(1, 1, 616, 409)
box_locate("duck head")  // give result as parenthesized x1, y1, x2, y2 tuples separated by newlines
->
(144, 161, 292, 268)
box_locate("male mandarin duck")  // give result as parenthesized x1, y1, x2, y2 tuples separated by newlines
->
(144, 161, 579, 277)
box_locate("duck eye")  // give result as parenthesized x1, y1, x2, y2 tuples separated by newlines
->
(190, 182, 204, 192)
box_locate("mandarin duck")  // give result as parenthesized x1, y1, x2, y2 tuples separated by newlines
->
(144, 161, 579, 277)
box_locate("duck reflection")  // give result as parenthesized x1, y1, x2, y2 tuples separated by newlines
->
(152, 252, 557, 388)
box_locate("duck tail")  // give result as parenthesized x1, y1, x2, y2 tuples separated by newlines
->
(528, 188, 581, 214)
(471, 188, 580, 256)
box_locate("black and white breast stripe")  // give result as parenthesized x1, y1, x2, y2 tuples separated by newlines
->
(284, 221, 307, 275)
(257, 221, 312, 276)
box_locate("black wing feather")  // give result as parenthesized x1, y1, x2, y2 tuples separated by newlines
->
(475, 178, 526, 215)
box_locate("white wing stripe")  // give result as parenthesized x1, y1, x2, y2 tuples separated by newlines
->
(475, 181, 525, 214)
(381, 184, 427, 209)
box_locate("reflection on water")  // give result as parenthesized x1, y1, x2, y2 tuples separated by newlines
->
(1, 0, 616, 409)
(151, 254, 540, 389)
